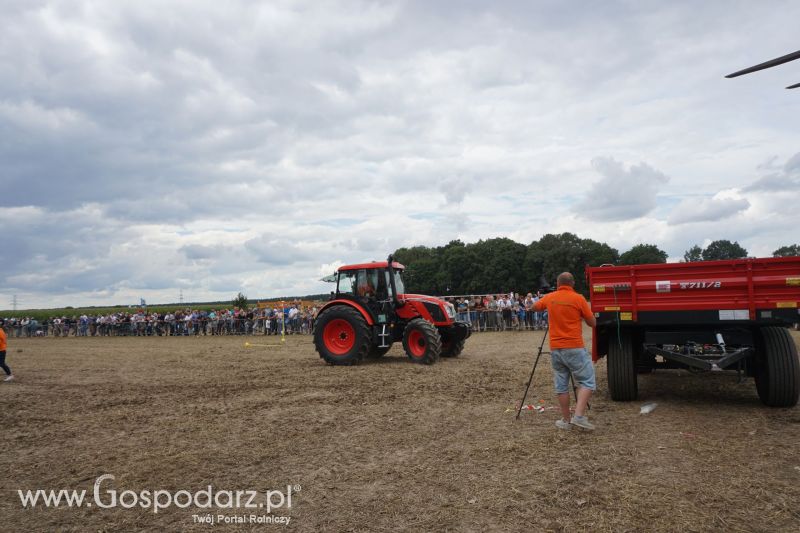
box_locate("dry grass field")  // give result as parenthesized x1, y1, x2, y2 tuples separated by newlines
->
(1, 329, 799, 532)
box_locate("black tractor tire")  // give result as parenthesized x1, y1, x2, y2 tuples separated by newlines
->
(402, 318, 441, 365)
(755, 326, 800, 407)
(607, 329, 638, 401)
(440, 338, 465, 358)
(314, 306, 371, 365)
(367, 345, 392, 358)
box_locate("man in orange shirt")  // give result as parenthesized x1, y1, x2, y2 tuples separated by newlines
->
(0, 319, 13, 382)
(533, 272, 596, 430)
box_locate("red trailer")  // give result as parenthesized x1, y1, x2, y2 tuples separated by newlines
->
(586, 257, 800, 407)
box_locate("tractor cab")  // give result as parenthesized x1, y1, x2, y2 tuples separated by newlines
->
(335, 262, 404, 303)
(330, 261, 409, 334)
(314, 255, 471, 365)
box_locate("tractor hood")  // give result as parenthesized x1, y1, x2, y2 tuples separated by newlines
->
(397, 294, 456, 322)
(398, 294, 446, 305)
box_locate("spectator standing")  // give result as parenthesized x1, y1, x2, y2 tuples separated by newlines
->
(524, 293, 534, 329)
(457, 298, 468, 323)
(0, 320, 13, 382)
(487, 295, 498, 331)
(533, 272, 597, 431)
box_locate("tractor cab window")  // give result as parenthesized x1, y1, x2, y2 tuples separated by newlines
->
(374, 269, 390, 300)
(338, 268, 403, 299)
(355, 269, 378, 298)
(392, 270, 405, 294)
(337, 271, 356, 296)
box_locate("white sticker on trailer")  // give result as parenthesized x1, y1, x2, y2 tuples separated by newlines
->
(719, 310, 748, 320)
(656, 281, 670, 293)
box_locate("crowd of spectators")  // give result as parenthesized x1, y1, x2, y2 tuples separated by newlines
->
(2, 293, 559, 339)
(0, 302, 317, 338)
(446, 292, 550, 332)
(4, 291, 797, 340)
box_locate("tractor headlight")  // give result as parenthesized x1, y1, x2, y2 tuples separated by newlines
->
(445, 302, 456, 319)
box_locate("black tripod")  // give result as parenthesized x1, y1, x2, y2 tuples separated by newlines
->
(515, 326, 584, 420)
(516, 327, 549, 420)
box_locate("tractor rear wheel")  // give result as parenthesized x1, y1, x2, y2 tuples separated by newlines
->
(440, 338, 465, 358)
(402, 318, 441, 364)
(755, 326, 800, 407)
(314, 306, 371, 365)
(608, 329, 638, 401)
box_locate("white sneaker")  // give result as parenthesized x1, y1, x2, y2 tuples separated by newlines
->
(570, 415, 595, 430)
(3, 375, 14, 382)
(555, 418, 572, 430)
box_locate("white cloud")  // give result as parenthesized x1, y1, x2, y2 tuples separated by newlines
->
(2, 1, 800, 308)
(667, 189, 751, 225)
(574, 157, 670, 221)
(744, 151, 800, 191)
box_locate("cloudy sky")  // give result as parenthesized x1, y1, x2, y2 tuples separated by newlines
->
(1, 1, 799, 309)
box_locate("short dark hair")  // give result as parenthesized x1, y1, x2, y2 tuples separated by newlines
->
(556, 272, 575, 287)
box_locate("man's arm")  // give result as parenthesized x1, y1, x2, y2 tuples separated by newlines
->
(580, 298, 596, 328)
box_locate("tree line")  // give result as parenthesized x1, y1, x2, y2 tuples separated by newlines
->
(392, 234, 799, 297)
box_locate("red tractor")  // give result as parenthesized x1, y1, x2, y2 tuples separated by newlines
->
(314, 255, 471, 365)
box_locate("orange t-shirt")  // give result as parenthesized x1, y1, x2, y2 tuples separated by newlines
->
(533, 286, 593, 349)
(0, 327, 6, 351)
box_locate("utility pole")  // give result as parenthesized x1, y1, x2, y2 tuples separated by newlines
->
(179, 289, 184, 305)
(12, 294, 18, 311)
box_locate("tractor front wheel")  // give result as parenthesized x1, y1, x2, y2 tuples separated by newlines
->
(440, 339, 465, 358)
(314, 306, 371, 365)
(402, 318, 441, 365)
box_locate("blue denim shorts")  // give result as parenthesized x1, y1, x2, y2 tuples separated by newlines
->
(550, 347, 596, 394)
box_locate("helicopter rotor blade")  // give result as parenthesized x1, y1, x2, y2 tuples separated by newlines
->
(787, 82, 800, 89)
(725, 49, 800, 78)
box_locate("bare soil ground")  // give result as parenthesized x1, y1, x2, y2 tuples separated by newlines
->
(1, 329, 799, 532)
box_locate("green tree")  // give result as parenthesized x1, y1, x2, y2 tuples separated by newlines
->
(232, 292, 249, 309)
(582, 238, 619, 268)
(473, 238, 528, 293)
(619, 244, 668, 265)
(394, 245, 438, 294)
(440, 240, 477, 294)
(701, 240, 748, 261)
(393, 245, 435, 265)
(683, 245, 703, 262)
(773, 244, 800, 257)
(394, 233, 622, 296)
(524, 233, 618, 295)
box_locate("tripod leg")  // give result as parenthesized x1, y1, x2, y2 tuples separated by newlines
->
(515, 327, 549, 420)
(570, 374, 578, 403)
(516, 350, 541, 420)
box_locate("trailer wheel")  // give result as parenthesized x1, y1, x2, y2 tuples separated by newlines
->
(755, 326, 800, 407)
(402, 318, 441, 364)
(608, 329, 638, 401)
(314, 306, 371, 365)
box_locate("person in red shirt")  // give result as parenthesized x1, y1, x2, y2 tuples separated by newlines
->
(534, 272, 596, 430)
(0, 320, 13, 382)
